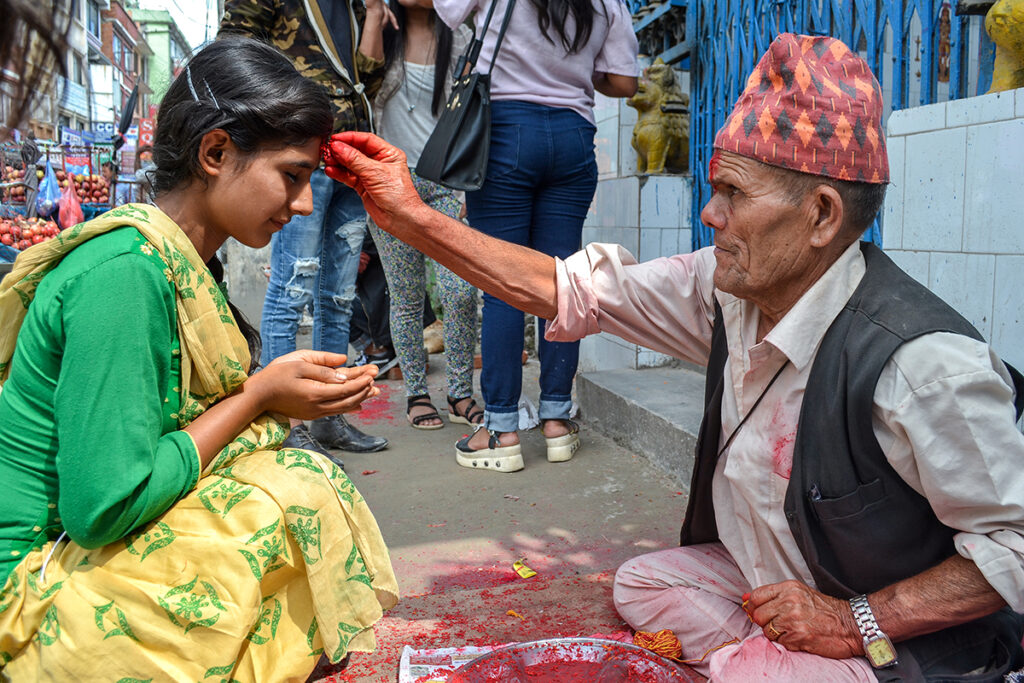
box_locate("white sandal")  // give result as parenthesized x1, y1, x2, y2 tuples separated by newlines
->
(544, 419, 580, 462)
(455, 426, 524, 472)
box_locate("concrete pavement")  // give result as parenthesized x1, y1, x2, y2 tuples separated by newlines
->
(323, 356, 692, 682)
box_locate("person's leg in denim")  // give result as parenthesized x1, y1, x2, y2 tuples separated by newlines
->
(462, 102, 597, 463)
(261, 169, 386, 456)
(261, 169, 363, 364)
(530, 109, 597, 427)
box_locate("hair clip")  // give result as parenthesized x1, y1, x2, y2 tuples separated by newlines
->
(185, 64, 200, 102)
(185, 64, 221, 111)
(202, 79, 221, 110)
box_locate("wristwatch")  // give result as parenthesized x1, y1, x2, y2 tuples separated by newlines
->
(850, 594, 898, 669)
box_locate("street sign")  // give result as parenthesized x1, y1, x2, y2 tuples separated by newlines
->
(139, 118, 154, 147)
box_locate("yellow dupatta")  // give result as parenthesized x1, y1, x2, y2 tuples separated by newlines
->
(0, 205, 398, 680)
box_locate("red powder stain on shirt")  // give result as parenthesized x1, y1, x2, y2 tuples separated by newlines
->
(772, 431, 796, 479)
(354, 382, 396, 423)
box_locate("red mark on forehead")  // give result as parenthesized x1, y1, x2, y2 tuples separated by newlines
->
(709, 151, 722, 182)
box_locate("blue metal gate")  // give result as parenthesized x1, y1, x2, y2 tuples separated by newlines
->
(628, 0, 991, 250)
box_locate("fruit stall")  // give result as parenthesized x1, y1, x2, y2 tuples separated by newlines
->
(2, 139, 116, 216)
(1, 141, 112, 265)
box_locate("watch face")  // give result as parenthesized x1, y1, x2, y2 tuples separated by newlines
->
(865, 637, 897, 667)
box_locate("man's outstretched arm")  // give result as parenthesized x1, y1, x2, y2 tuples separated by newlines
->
(324, 132, 558, 321)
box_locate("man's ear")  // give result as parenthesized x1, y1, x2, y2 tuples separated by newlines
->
(197, 129, 234, 178)
(807, 184, 844, 248)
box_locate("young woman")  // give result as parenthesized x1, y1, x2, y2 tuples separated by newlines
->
(433, 0, 639, 470)
(0, 37, 397, 681)
(369, 0, 482, 430)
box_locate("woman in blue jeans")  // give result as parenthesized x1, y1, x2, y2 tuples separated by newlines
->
(435, 0, 639, 471)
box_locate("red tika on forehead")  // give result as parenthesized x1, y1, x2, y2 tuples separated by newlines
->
(708, 150, 722, 182)
(712, 33, 889, 184)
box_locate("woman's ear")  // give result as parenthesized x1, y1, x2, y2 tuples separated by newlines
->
(197, 129, 234, 178)
(807, 184, 844, 248)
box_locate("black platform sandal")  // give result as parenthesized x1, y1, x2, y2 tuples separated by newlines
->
(407, 394, 444, 430)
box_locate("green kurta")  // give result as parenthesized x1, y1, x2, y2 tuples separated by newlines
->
(0, 227, 199, 581)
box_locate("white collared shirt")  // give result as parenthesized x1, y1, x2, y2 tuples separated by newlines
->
(548, 242, 1024, 609)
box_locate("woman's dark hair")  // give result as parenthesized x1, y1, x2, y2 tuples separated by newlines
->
(528, 0, 601, 54)
(152, 37, 330, 369)
(102, 160, 118, 175)
(383, 1, 454, 117)
(150, 36, 333, 196)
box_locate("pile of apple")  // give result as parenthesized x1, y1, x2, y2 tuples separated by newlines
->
(66, 171, 110, 205)
(0, 216, 61, 251)
(2, 166, 111, 205)
(1, 166, 33, 203)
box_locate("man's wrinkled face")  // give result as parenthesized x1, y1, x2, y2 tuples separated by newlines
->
(700, 151, 812, 302)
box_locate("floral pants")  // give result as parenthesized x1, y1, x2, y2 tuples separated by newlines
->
(368, 170, 478, 400)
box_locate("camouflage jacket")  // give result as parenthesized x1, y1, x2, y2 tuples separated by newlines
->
(219, 0, 386, 133)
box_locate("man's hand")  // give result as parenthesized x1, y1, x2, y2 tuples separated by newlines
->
(324, 132, 425, 233)
(744, 580, 863, 659)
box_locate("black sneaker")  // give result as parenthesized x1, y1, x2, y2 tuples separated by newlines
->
(281, 423, 345, 470)
(309, 414, 388, 453)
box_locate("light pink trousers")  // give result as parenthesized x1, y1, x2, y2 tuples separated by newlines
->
(613, 543, 876, 682)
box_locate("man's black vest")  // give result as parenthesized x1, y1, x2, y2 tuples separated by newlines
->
(680, 243, 1024, 681)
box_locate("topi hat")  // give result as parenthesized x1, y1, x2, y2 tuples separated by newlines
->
(713, 33, 889, 184)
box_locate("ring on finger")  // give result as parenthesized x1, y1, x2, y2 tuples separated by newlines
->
(765, 620, 784, 641)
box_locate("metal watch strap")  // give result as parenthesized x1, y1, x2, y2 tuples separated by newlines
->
(850, 593, 898, 668)
(850, 594, 883, 639)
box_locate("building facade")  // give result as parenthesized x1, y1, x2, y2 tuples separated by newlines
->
(89, 0, 151, 139)
(129, 7, 191, 105)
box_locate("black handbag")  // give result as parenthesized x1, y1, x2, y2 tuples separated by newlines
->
(415, 0, 517, 191)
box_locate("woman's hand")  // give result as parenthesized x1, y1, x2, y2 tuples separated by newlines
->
(323, 132, 427, 234)
(250, 352, 381, 419)
(359, 0, 398, 61)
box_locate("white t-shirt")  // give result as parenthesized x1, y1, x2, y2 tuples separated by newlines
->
(435, 0, 640, 124)
(378, 61, 438, 169)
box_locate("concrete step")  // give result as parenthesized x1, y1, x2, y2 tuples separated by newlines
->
(577, 365, 707, 489)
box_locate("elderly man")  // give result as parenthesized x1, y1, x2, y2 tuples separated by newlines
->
(323, 33, 1024, 682)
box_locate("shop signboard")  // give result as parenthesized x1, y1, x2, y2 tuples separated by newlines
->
(139, 118, 154, 147)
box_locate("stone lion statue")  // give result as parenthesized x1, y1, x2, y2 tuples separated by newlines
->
(627, 58, 689, 175)
(986, 0, 1024, 92)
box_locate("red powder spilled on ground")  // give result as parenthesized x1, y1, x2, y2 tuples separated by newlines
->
(355, 383, 397, 424)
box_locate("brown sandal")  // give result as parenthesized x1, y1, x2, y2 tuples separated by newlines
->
(407, 395, 444, 430)
(447, 395, 484, 426)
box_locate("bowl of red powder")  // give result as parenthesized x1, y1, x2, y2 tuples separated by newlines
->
(447, 637, 702, 682)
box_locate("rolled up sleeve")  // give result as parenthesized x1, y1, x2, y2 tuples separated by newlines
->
(875, 333, 1024, 610)
(547, 243, 719, 365)
(434, 0, 480, 30)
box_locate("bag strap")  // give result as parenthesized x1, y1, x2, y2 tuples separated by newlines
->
(454, 0, 518, 77)
(486, 0, 517, 76)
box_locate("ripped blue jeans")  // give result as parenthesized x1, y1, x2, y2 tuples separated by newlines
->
(260, 169, 366, 366)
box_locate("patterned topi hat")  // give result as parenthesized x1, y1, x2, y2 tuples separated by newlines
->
(713, 33, 889, 184)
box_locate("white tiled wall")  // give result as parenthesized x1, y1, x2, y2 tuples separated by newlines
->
(885, 87, 1024, 370)
(578, 87, 693, 372)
